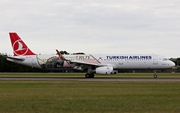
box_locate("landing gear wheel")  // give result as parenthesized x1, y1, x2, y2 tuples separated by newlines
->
(85, 73, 94, 78)
(90, 73, 94, 78)
(85, 73, 90, 78)
(154, 75, 157, 78)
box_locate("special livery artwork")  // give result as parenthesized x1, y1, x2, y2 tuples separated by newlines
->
(36, 54, 100, 69)
(37, 55, 68, 69)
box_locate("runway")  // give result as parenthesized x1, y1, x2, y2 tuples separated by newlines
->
(0, 77, 180, 81)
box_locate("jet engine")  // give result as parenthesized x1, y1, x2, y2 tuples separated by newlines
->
(95, 67, 113, 74)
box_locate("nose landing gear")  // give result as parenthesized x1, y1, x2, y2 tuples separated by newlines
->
(154, 70, 157, 78)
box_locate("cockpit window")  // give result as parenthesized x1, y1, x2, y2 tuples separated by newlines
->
(163, 58, 168, 61)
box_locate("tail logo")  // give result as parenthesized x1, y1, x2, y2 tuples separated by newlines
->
(13, 39, 28, 56)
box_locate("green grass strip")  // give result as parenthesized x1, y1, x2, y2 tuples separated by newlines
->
(0, 81, 179, 113)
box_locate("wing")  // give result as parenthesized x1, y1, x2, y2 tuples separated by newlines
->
(56, 49, 66, 60)
(69, 60, 105, 66)
(55, 49, 105, 70)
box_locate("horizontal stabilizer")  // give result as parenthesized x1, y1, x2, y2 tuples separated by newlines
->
(6, 56, 25, 61)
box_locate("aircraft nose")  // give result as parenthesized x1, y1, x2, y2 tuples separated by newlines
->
(169, 61, 175, 67)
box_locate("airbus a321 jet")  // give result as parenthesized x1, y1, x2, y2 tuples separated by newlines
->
(7, 32, 175, 78)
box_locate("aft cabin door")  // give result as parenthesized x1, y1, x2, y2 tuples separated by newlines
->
(153, 55, 158, 65)
(32, 59, 37, 68)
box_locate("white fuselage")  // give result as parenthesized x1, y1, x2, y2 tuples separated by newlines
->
(7, 54, 175, 70)
(91, 54, 175, 70)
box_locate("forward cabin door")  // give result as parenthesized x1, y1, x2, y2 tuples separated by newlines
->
(153, 55, 158, 65)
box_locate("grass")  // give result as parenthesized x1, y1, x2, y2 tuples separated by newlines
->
(0, 81, 180, 113)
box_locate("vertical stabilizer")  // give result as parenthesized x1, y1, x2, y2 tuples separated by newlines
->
(9, 32, 36, 56)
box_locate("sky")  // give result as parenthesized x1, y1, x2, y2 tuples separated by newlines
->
(0, 0, 180, 58)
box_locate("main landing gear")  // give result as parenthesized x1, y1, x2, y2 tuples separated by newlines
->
(85, 67, 95, 78)
(154, 70, 157, 78)
(85, 73, 95, 78)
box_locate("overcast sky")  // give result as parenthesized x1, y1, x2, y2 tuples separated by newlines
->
(0, 0, 180, 58)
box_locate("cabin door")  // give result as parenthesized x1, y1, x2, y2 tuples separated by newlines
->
(153, 55, 158, 65)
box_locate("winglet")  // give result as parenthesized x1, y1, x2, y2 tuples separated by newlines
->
(56, 49, 65, 60)
(9, 32, 36, 56)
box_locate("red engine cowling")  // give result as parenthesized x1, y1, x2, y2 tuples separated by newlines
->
(95, 67, 113, 74)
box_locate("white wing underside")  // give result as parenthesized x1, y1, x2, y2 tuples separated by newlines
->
(70, 60, 106, 67)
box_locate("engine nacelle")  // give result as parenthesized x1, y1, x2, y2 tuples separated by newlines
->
(95, 67, 113, 74)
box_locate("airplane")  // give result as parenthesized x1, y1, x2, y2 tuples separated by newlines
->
(7, 32, 175, 78)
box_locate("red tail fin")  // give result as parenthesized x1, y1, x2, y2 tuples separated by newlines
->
(9, 32, 36, 56)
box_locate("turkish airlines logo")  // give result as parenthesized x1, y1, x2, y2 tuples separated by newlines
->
(13, 39, 28, 56)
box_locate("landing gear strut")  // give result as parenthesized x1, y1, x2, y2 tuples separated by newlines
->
(154, 70, 157, 78)
(85, 73, 94, 78)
